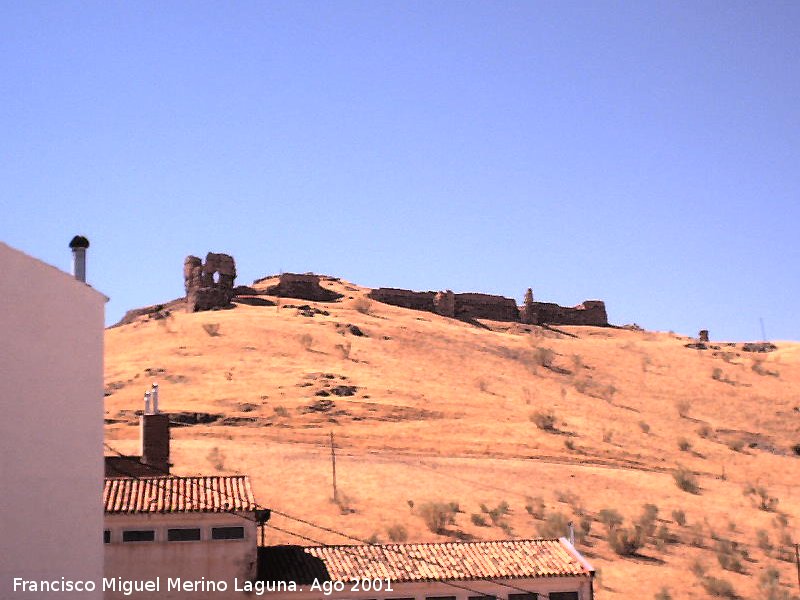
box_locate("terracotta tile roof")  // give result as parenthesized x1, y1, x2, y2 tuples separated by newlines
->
(258, 539, 592, 584)
(104, 476, 255, 514)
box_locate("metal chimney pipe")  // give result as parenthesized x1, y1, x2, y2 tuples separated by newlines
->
(144, 391, 151, 415)
(151, 383, 159, 414)
(68, 236, 90, 283)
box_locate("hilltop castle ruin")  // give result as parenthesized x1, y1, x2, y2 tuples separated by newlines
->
(178, 252, 608, 327)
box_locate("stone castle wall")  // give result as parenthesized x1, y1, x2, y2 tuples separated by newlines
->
(369, 288, 437, 312)
(453, 293, 520, 321)
(265, 273, 342, 302)
(369, 287, 608, 327)
(532, 300, 608, 326)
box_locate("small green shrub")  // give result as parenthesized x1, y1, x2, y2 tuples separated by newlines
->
(579, 515, 593, 538)
(678, 437, 692, 452)
(757, 529, 772, 553)
(676, 399, 692, 418)
(470, 513, 488, 527)
(352, 297, 373, 314)
(637, 504, 659, 537)
(690, 558, 706, 578)
(639, 420, 650, 434)
(758, 567, 794, 600)
(534, 347, 555, 368)
(536, 511, 570, 538)
(744, 484, 779, 511)
(701, 575, 736, 598)
(688, 523, 705, 547)
(418, 502, 457, 534)
(656, 524, 674, 545)
(525, 496, 545, 520)
(387, 524, 408, 542)
(654, 587, 672, 600)
(598, 508, 623, 530)
(202, 322, 220, 336)
(673, 466, 700, 494)
(608, 526, 645, 556)
(530, 410, 557, 431)
(298, 333, 313, 350)
(715, 539, 745, 573)
(728, 438, 745, 452)
(672, 509, 686, 526)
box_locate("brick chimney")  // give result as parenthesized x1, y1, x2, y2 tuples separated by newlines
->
(140, 383, 170, 474)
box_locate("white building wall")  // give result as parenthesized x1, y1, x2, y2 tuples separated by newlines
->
(0, 241, 106, 599)
(104, 512, 258, 599)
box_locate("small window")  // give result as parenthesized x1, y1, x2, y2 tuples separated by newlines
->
(211, 526, 245, 540)
(122, 529, 155, 542)
(469, 597, 496, 600)
(168, 528, 201, 542)
(426, 596, 457, 600)
(549, 594, 578, 600)
(508, 594, 538, 600)
(103, 530, 111, 544)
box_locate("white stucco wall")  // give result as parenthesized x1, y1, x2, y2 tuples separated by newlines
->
(104, 512, 258, 599)
(0, 242, 106, 599)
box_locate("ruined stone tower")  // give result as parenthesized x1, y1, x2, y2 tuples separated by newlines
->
(520, 288, 537, 324)
(184, 252, 236, 312)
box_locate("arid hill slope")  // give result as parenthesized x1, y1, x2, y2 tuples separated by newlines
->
(105, 276, 800, 600)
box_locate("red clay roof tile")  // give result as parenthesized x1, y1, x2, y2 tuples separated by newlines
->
(103, 476, 255, 514)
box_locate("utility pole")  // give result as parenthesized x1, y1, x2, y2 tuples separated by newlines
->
(795, 543, 800, 594)
(330, 431, 338, 503)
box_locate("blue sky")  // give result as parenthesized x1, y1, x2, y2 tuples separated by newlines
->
(1, 2, 798, 340)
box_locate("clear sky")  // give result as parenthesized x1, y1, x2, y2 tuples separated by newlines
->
(1, 1, 798, 340)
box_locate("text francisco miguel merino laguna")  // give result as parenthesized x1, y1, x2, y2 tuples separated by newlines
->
(12, 576, 320, 596)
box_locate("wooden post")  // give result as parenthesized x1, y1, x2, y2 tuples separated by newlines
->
(330, 431, 338, 503)
(795, 543, 800, 594)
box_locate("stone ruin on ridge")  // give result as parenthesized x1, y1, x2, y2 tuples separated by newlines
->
(184, 252, 237, 312)
(179, 251, 608, 326)
(368, 286, 608, 326)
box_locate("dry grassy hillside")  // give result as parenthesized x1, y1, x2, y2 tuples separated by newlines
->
(105, 276, 800, 600)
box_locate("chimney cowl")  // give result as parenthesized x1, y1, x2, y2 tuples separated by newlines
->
(69, 235, 90, 249)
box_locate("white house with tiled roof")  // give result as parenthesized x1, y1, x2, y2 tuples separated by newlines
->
(103, 475, 260, 599)
(1, 240, 106, 600)
(258, 539, 594, 600)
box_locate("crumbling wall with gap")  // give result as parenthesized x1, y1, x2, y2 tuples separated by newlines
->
(369, 285, 609, 326)
(184, 252, 236, 312)
(532, 300, 608, 326)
